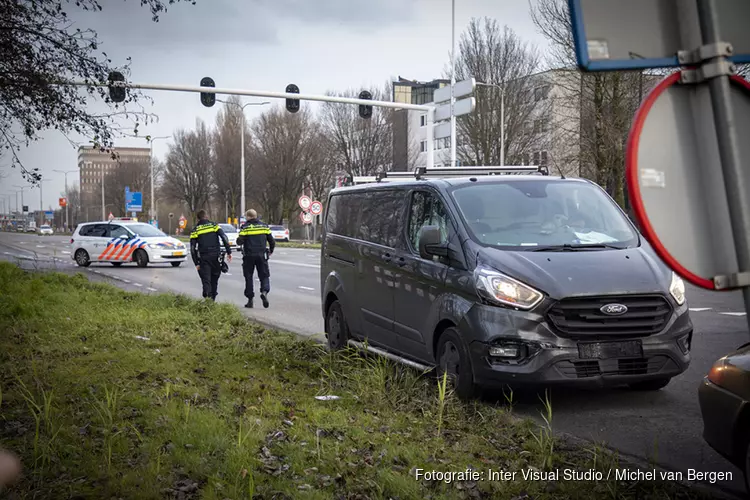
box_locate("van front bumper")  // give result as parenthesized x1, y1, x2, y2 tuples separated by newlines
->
(460, 300, 692, 388)
(148, 248, 189, 263)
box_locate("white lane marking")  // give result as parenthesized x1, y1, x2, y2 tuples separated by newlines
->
(147, 287, 157, 292)
(133, 283, 143, 287)
(298, 286, 315, 291)
(36, 245, 45, 248)
(720, 312, 747, 317)
(62, 251, 71, 254)
(225, 273, 233, 276)
(271, 260, 320, 269)
(121, 279, 131, 283)
(93, 271, 101, 274)
(689, 308, 711, 312)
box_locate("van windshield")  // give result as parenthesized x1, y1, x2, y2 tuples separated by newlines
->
(126, 223, 166, 238)
(450, 180, 638, 250)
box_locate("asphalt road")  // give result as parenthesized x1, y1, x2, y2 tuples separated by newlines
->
(2, 231, 748, 496)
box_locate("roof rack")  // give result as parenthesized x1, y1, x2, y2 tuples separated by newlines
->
(348, 165, 548, 185)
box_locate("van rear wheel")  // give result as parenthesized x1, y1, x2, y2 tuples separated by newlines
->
(436, 328, 480, 400)
(74, 249, 91, 267)
(325, 300, 349, 351)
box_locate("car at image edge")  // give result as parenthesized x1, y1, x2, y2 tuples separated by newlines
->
(38, 224, 53, 235)
(70, 219, 188, 268)
(320, 170, 693, 399)
(270, 225, 290, 242)
(219, 223, 240, 249)
(698, 343, 750, 494)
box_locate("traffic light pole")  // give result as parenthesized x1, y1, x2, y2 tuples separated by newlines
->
(67, 80, 438, 169)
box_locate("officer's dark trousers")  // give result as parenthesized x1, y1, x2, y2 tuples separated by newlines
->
(242, 254, 270, 299)
(198, 255, 222, 300)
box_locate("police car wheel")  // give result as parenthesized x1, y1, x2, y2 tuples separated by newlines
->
(74, 249, 91, 267)
(134, 249, 149, 268)
(171, 262, 181, 267)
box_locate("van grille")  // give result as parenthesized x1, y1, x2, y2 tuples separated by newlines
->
(546, 294, 672, 338)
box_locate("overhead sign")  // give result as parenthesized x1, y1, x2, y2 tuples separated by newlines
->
(626, 73, 750, 290)
(298, 195, 311, 211)
(569, 0, 750, 71)
(126, 191, 142, 212)
(310, 200, 323, 215)
(433, 78, 476, 104)
(300, 211, 313, 224)
(434, 97, 475, 122)
(59, 197, 67, 208)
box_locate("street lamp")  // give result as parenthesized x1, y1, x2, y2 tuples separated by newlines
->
(476, 81, 505, 166)
(216, 98, 270, 219)
(13, 185, 28, 214)
(37, 178, 51, 224)
(53, 169, 78, 231)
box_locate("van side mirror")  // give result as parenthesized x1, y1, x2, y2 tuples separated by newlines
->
(118, 234, 129, 240)
(418, 225, 448, 259)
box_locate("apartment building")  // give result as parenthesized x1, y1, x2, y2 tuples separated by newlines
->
(78, 145, 150, 215)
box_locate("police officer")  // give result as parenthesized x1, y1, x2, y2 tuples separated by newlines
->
(237, 209, 275, 308)
(190, 209, 232, 301)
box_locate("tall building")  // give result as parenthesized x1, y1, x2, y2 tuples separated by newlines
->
(391, 77, 450, 171)
(78, 145, 150, 219)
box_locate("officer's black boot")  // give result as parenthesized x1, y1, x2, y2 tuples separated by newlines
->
(260, 292, 269, 309)
(245, 299, 253, 308)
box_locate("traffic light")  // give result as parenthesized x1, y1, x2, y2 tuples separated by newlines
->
(107, 71, 126, 103)
(286, 84, 300, 113)
(359, 90, 373, 119)
(200, 77, 216, 107)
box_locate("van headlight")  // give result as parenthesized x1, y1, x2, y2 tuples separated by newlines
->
(669, 272, 686, 305)
(474, 266, 544, 310)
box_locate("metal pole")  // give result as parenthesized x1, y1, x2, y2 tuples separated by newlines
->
(241, 111, 246, 219)
(696, 0, 750, 332)
(450, 0, 457, 168)
(500, 86, 505, 166)
(150, 140, 154, 222)
(39, 181, 43, 223)
(65, 173, 69, 230)
(427, 107, 435, 169)
(101, 164, 105, 221)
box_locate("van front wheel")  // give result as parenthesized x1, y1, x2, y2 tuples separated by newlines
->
(436, 328, 480, 400)
(325, 300, 349, 351)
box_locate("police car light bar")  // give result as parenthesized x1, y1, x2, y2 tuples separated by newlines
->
(349, 165, 548, 185)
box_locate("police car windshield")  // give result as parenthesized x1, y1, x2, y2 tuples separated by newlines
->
(450, 180, 638, 250)
(126, 223, 166, 238)
(219, 224, 237, 233)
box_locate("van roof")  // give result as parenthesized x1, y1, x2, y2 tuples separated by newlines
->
(331, 174, 589, 195)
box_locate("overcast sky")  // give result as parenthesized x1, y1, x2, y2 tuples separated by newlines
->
(3, 0, 548, 213)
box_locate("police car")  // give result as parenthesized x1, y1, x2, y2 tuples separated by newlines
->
(219, 223, 240, 249)
(70, 218, 188, 268)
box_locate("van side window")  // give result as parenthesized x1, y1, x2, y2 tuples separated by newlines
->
(109, 225, 130, 239)
(325, 194, 363, 238)
(408, 191, 452, 252)
(358, 190, 407, 248)
(86, 224, 109, 237)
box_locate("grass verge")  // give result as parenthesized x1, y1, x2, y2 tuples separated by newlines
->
(0, 262, 708, 499)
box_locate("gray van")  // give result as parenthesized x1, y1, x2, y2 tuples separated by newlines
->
(320, 167, 693, 399)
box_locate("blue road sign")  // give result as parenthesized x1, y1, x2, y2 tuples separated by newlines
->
(568, 0, 750, 72)
(44, 211, 53, 219)
(126, 192, 143, 212)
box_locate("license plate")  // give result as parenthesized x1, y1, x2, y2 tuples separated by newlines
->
(578, 340, 642, 359)
(173, 251, 184, 256)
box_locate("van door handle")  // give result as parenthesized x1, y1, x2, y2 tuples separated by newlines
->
(382, 252, 392, 263)
(396, 257, 406, 267)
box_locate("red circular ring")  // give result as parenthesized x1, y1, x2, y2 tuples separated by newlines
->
(626, 72, 750, 290)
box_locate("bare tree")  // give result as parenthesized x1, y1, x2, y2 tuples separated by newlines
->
(305, 131, 338, 203)
(162, 119, 214, 220)
(530, 0, 651, 208)
(0, 0, 194, 182)
(212, 96, 252, 222)
(103, 159, 151, 216)
(248, 106, 315, 225)
(62, 185, 82, 226)
(319, 85, 393, 177)
(449, 18, 546, 167)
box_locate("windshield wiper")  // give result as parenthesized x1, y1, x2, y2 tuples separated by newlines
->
(531, 243, 624, 252)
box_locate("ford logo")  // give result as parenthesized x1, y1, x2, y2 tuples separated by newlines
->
(600, 303, 628, 315)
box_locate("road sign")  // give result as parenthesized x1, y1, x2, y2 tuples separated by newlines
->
(126, 191, 142, 212)
(300, 212, 313, 224)
(178, 215, 186, 229)
(44, 211, 53, 219)
(433, 78, 477, 104)
(310, 200, 322, 216)
(22, 205, 28, 213)
(434, 122, 452, 141)
(626, 72, 750, 290)
(434, 97, 475, 122)
(568, 0, 750, 71)
(298, 195, 311, 211)
(59, 197, 67, 207)
(108, 212, 114, 221)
